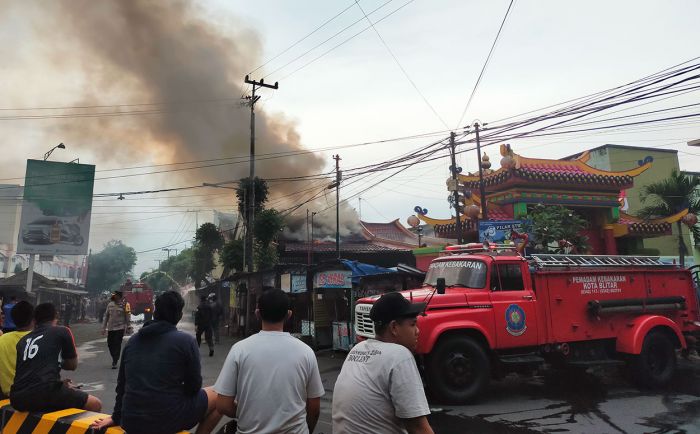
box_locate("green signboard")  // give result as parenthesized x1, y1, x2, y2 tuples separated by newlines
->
(17, 160, 95, 255)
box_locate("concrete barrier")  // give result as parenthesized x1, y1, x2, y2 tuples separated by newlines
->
(0, 399, 188, 434)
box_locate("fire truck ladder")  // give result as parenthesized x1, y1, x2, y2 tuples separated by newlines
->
(531, 254, 669, 268)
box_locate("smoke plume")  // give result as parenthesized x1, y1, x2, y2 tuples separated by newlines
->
(3, 0, 360, 240)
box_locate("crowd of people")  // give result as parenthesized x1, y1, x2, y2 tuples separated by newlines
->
(0, 289, 435, 434)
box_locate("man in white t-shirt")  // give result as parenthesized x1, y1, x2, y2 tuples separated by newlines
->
(332, 292, 435, 434)
(214, 289, 325, 434)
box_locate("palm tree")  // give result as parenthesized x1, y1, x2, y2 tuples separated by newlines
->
(638, 170, 700, 266)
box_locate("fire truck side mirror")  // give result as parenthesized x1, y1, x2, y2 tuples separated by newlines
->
(436, 278, 446, 295)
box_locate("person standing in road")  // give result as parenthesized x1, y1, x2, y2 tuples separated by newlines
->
(332, 292, 434, 434)
(2, 296, 18, 333)
(0, 301, 34, 398)
(10, 303, 102, 412)
(214, 289, 325, 434)
(195, 295, 214, 357)
(63, 299, 74, 327)
(103, 291, 131, 369)
(208, 293, 223, 344)
(90, 291, 222, 434)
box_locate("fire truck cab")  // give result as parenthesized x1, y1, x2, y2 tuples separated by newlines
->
(354, 245, 700, 403)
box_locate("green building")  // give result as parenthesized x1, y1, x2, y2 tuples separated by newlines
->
(583, 144, 693, 263)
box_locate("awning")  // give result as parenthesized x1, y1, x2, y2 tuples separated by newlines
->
(340, 259, 396, 285)
(36, 286, 88, 296)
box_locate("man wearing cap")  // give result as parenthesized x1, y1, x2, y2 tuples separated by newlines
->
(332, 292, 434, 434)
(102, 291, 131, 369)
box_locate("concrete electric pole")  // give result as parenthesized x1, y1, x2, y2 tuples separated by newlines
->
(243, 75, 278, 272)
(333, 154, 342, 258)
(448, 132, 463, 244)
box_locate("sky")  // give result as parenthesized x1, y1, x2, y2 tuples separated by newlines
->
(1, 0, 699, 276)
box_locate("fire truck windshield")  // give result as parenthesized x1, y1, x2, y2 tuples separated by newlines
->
(424, 259, 487, 288)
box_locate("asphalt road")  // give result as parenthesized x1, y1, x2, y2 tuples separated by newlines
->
(67, 320, 700, 434)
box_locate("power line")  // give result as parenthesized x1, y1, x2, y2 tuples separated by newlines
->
(354, 0, 448, 129)
(277, 0, 416, 81)
(0, 127, 453, 183)
(248, 2, 357, 75)
(455, 0, 516, 128)
(262, 0, 396, 80)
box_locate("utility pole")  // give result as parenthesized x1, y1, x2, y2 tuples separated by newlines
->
(333, 155, 342, 258)
(358, 197, 362, 220)
(307, 209, 311, 265)
(311, 211, 317, 265)
(162, 248, 178, 259)
(449, 132, 463, 244)
(243, 75, 278, 272)
(474, 122, 488, 220)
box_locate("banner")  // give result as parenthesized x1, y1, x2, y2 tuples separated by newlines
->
(17, 160, 95, 255)
(478, 220, 526, 244)
(313, 270, 352, 289)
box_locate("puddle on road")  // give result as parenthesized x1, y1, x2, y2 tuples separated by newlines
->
(436, 363, 700, 433)
(76, 337, 107, 361)
(429, 410, 539, 434)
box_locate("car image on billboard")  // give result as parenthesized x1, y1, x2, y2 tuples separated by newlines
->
(16, 160, 95, 255)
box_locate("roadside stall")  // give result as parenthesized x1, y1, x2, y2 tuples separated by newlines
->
(309, 260, 407, 350)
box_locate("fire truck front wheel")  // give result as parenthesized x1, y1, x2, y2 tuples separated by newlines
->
(630, 330, 677, 388)
(427, 335, 490, 404)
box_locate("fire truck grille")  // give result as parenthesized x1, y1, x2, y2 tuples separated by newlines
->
(354, 306, 375, 338)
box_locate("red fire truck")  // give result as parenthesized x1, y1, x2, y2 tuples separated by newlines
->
(354, 245, 700, 403)
(120, 279, 155, 322)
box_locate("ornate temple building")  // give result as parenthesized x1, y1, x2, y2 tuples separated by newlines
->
(413, 144, 689, 255)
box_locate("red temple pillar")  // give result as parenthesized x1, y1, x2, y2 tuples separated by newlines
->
(603, 225, 618, 255)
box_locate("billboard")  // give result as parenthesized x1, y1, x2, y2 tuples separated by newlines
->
(478, 219, 527, 244)
(17, 160, 95, 255)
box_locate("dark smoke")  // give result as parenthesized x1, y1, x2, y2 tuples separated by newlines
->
(19, 0, 325, 191)
(5, 0, 360, 239)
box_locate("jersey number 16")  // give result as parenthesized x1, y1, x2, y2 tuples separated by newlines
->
(22, 335, 44, 361)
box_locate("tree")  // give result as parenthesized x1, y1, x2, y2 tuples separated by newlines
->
(189, 223, 224, 287)
(196, 222, 224, 252)
(220, 239, 244, 272)
(255, 244, 279, 270)
(254, 209, 285, 248)
(190, 245, 213, 288)
(86, 240, 137, 294)
(523, 204, 589, 253)
(638, 170, 700, 266)
(236, 177, 269, 217)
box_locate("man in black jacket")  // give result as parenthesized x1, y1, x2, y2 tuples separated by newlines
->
(195, 295, 214, 357)
(91, 291, 221, 434)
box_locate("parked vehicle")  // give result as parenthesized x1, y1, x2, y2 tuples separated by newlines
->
(120, 280, 154, 322)
(354, 244, 700, 403)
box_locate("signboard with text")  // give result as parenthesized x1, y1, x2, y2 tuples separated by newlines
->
(17, 160, 95, 255)
(313, 270, 352, 289)
(478, 219, 526, 244)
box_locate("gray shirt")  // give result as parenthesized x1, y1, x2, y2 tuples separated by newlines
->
(214, 331, 325, 434)
(332, 339, 430, 434)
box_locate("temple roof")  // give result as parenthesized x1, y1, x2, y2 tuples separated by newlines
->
(360, 219, 445, 248)
(612, 209, 688, 237)
(458, 151, 651, 191)
(361, 219, 417, 245)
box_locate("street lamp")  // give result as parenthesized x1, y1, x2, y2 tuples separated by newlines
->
(43, 143, 66, 161)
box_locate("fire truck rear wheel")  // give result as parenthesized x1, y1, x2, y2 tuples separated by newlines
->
(630, 331, 676, 388)
(427, 335, 490, 404)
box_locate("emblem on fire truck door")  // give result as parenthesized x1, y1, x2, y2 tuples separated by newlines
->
(505, 304, 527, 336)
